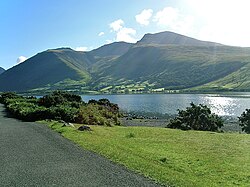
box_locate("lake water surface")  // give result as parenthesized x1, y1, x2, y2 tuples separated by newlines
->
(81, 93, 250, 117)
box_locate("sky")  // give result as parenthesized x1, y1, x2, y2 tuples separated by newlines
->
(1, 0, 250, 69)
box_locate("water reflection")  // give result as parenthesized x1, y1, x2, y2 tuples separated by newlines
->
(203, 96, 237, 116)
(81, 93, 250, 117)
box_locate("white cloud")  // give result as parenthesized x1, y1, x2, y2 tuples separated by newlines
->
(109, 19, 124, 31)
(16, 56, 27, 64)
(154, 7, 179, 27)
(116, 28, 137, 43)
(109, 19, 137, 43)
(74, 47, 88, 51)
(101, 1, 250, 47)
(153, 7, 194, 36)
(98, 32, 104, 36)
(183, 0, 250, 46)
(135, 9, 153, 26)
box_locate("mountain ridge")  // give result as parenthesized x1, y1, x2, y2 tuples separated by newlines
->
(1, 31, 250, 93)
(136, 31, 223, 46)
(90, 41, 133, 58)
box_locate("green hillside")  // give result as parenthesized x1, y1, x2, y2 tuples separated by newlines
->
(0, 48, 92, 92)
(194, 63, 250, 91)
(94, 45, 250, 90)
(1, 31, 250, 93)
(90, 32, 250, 92)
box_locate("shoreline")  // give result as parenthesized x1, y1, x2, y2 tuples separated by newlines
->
(15, 90, 250, 97)
(121, 116, 242, 133)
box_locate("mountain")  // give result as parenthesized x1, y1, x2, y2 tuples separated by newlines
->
(96, 45, 249, 90)
(0, 42, 133, 92)
(90, 42, 133, 58)
(1, 31, 250, 93)
(0, 67, 5, 74)
(0, 48, 93, 92)
(136, 31, 223, 46)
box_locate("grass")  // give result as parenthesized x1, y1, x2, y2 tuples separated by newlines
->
(44, 121, 250, 187)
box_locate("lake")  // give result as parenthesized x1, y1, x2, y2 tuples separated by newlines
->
(81, 93, 250, 117)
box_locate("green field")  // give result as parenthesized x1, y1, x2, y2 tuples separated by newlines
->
(44, 121, 250, 187)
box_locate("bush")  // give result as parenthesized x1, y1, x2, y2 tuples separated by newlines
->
(76, 104, 120, 126)
(167, 103, 223, 132)
(238, 109, 250, 134)
(38, 91, 83, 107)
(0, 92, 21, 104)
(0, 91, 121, 126)
(6, 99, 47, 121)
(88, 98, 119, 114)
(47, 105, 79, 122)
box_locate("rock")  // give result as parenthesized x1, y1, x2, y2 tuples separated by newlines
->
(68, 123, 75, 128)
(62, 122, 75, 128)
(78, 125, 92, 131)
(61, 123, 68, 127)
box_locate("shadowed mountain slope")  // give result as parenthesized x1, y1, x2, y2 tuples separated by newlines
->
(0, 48, 92, 92)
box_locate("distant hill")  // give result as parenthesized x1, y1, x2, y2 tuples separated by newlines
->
(0, 67, 5, 74)
(1, 31, 250, 93)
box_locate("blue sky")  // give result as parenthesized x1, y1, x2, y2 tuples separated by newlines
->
(1, 0, 250, 69)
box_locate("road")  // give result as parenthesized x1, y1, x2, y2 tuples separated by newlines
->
(0, 104, 161, 187)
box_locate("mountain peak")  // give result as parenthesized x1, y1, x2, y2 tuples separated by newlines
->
(137, 31, 223, 46)
(46, 47, 74, 53)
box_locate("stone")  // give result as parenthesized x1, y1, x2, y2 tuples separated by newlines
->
(78, 125, 92, 131)
(62, 122, 75, 128)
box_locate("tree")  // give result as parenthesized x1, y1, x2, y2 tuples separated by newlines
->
(238, 109, 250, 134)
(167, 103, 223, 132)
(88, 98, 119, 114)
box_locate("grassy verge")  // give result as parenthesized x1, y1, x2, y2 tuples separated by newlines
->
(44, 121, 250, 187)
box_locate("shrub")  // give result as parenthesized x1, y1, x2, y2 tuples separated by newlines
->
(0, 92, 22, 104)
(6, 99, 47, 121)
(238, 109, 250, 134)
(167, 103, 223, 132)
(76, 104, 120, 126)
(47, 105, 79, 122)
(38, 91, 83, 107)
(88, 98, 119, 114)
(1, 91, 121, 126)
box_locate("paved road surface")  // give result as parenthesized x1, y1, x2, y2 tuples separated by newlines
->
(0, 104, 161, 187)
